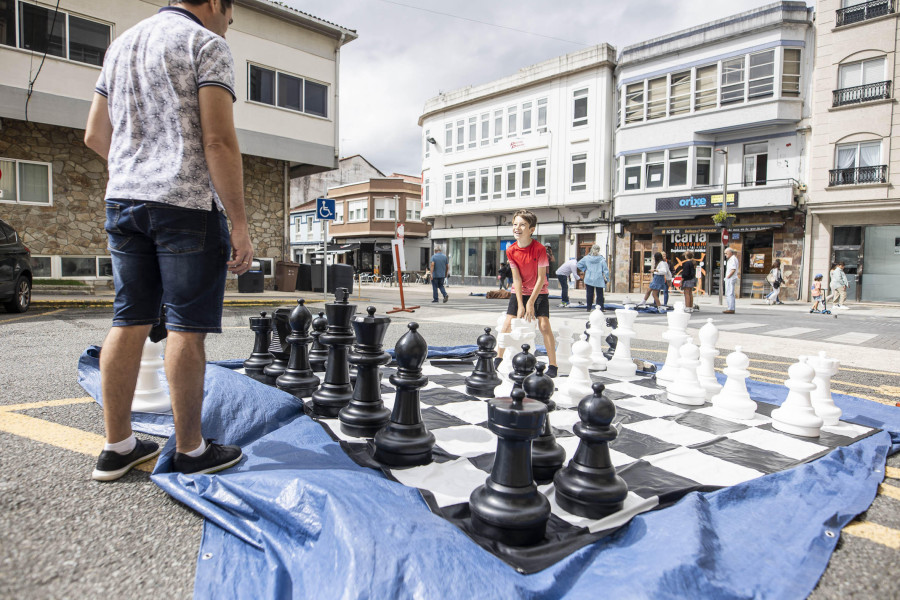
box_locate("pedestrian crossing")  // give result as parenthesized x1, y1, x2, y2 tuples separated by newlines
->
(635, 316, 882, 346)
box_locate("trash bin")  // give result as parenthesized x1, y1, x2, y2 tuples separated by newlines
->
(296, 263, 312, 291)
(274, 260, 300, 291)
(237, 260, 265, 293)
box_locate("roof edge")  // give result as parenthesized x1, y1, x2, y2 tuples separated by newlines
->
(236, 0, 358, 43)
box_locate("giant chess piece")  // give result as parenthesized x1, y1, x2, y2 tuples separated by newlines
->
(657, 302, 690, 388)
(339, 307, 392, 437)
(276, 299, 320, 400)
(666, 341, 705, 406)
(607, 308, 637, 378)
(132, 338, 171, 413)
(373, 322, 435, 466)
(711, 346, 757, 420)
(496, 331, 515, 378)
(310, 288, 357, 417)
(772, 357, 823, 438)
(559, 335, 593, 408)
(309, 311, 328, 373)
(555, 321, 575, 376)
(587, 308, 608, 371)
(524, 363, 566, 484)
(604, 315, 618, 359)
(553, 383, 628, 519)
(465, 327, 503, 398)
(809, 351, 841, 426)
(244, 311, 274, 381)
(469, 388, 550, 547)
(509, 344, 536, 392)
(697, 318, 723, 400)
(262, 308, 292, 385)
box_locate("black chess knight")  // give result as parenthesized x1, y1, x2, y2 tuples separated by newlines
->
(262, 307, 292, 385)
(309, 311, 328, 372)
(310, 288, 357, 417)
(276, 299, 320, 400)
(465, 328, 503, 398)
(339, 306, 392, 438)
(523, 363, 566, 484)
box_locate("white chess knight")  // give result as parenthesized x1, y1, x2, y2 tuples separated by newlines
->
(587, 307, 608, 371)
(666, 341, 705, 406)
(656, 302, 691, 388)
(710, 346, 757, 420)
(607, 308, 638, 378)
(132, 338, 171, 413)
(772, 357, 823, 438)
(697, 318, 723, 400)
(497, 317, 536, 377)
(558, 334, 594, 407)
(808, 351, 842, 426)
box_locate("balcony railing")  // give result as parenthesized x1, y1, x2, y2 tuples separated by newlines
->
(828, 165, 887, 186)
(833, 81, 892, 106)
(836, 0, 895, 27)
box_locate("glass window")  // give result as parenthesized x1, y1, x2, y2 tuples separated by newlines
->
(573, 88, 588, 127)
(507, 106, 517, 137)
(835, 141, 882, 168)
(840, 57, 886, 88)
(695, 64, 717, 111)
(249, 65, 275, 105)
(61, 257, 94, 277)
(18, 161, 50, 204)
(520, 161, 531, 196)
(696, 147, 712, 186)
(625, 82, 643, 123)
(277, 72, 302, 111)
(445, 123, 453, 151)
(535, 160, 547, 195)
(424, 130, 430, 158)
(669, 71, 691, 116)
(467, 170, 476, 202)
(468, 116, 477, 149)
(348, 199, 367, 222)
(480, 113, 490, 146)
(647, 77, 667, 120)
(721, 57, 745, 105)
(0, 158, 17, 202)
(19, 2, 65, 58)
(68, 14, 109, 66)
(782, 49, 801, 97)
(466, 238, 482, 277)
(424, 179, 430, 207)
(521, 101, 532, 134)
(646, 151, 664, 188)
(624, 154, 642, 190)
(668, 148, 688, 186)
(742, 142, 768, 186)
(571, 153, 587, 191)
(506, 164, 516, 197)
(492, 166, 502, 199)
(31, 256, 51, 278)
(479, 168, 489, 201)
(444, 174, 452, 204)
(406, 199, 421, 221)
(305, 80, 328, 117)
(537, 98, 548, 132)
(455, 172, 464, 202)
(449, 239, 462, 276)
(0, 1, 14, 47)
(456, 120, 464, 151)
(748, 50, 775, 99)
(493, 109, 503, 142)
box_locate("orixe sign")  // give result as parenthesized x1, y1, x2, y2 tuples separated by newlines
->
(655, 192, 738, 212)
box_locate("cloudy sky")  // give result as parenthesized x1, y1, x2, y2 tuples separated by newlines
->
(281, 0, 795, 175)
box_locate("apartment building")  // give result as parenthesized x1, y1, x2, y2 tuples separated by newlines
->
(290, 154, 384, 209)
(418, 44, 617, 286)
(0, 0, 355, 287)
(612, 2, 814, 298)
(806, 0, 900, 303)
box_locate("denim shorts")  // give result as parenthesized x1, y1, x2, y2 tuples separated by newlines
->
(105, 199, 230, 333)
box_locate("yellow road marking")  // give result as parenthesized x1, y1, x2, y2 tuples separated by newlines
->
(2, 396, 96, 412)
(843, 521, 900, 550)
(0, 307, 66, 324)
(879, 483, 900, 501)
(886, 467, 900, 480)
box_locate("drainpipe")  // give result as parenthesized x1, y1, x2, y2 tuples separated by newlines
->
(334, 33, 345, 167)
(284, 161, 290, 261)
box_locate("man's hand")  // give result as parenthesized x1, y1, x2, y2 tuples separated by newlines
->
(524, 299, 536, 322)
(227, 228, 254, 275)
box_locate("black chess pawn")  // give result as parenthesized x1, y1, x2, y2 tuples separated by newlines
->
(262, 307, 292, 386)
(553, 382, 628, 519)
(311, 288, 357, 417)
(469, 388, 550, 547)
(309, 311, 328, 373)
(244, 311, 274, 381)
(339, 306, 392, 437)
(524, 363, 566, 484)
(276, 299, 321, 400)
(465, 327, 503, 398)
(509, 344, 536, 392)
(372, 322, 435, 466)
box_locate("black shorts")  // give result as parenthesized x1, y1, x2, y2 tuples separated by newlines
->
(506, 293, 550, 318)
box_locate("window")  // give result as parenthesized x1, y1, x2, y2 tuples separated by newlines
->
(250, 65, 275, 105)
(624, 154, 642, 190)
(506, 164, 517, 197)
(696, 147, 712, 186)
(348, 199, 368, 222)
(839, 57, 886, 89)
(61, 257, 96, 278)
(832, 141, 884, 185)
(468, 117, 477, 149)
(295, 219, 302, 234)
(647, 77, 667, 120)
(374, 198, 396, 220)
(67, 14, 110, 66)
(721, 57, 745, 105)
(492, 166, 502, 199)
(307, 218, 313, 234)
(455, 172, 464, 203)
(695, 64, 717, 111)
(334, 202, 343, 224)
(669, 71, 691, 116)
(493, 110, 503, 143)
(537, 98, 548, 132)
(748, 50, 775, 99)
(424, 129, 430, 158)
(480, 113, 490, 146)
(278, 72, 302, 111)
(424, 179, 430, 207)
(625, 82, 644, 123)
(0, 158, 51, 205)
(535, 160, 547, 195)
(31, 256, 51, 278)
(521, 102, 532, 135)
(305, 78, 326, 118)
(479, 169, 489, 201)
(444, 174, 452, 204)
(10, 3, 110, 66)
(742, 142, 768, 186)
(782, 49, 801, 97)
(249, 64, 328, 117)
(571, 153, 587, 191)
(445, 123, 453, 152)
(456, 120, 464, 151)
(520, 161, 532, 196)
(616, 87, 622, 127)
(406, 200, 421, 221)
(645, 151, 664, 188)
(507, 106, 517, 138)
(466, 170, 476, 202)
(1, 1, 14, 46)
(668, 148, 688, 186)
(573, 88, 588, 127)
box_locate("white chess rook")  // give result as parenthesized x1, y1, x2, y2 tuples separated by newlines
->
(772, 357, 823, 438)
(607, 308, 637, 378)
(697, 318, 723, 400)
(710, 345, 757, 420)
(809, 351, 842, 426)
(666, 342, 705, 406)
(587, 308, 608, 371)
(656, 302, 691, 388)
(132, 338, 171, 413)
(558, 334, 594, 408)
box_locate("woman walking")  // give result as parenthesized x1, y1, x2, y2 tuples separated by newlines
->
(681, 251, 697, 312)
(639, 252, 667, 308)
(661, 252, 673, 306)
(576, 244, 610, 312)
(766, 259, 785, 305)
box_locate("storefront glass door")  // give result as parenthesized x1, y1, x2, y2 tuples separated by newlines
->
(862, 225, 900, 302)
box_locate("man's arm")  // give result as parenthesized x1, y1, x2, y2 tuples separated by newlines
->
(199, 86, 253, 275)
(84, 93, 113, 160)
(429, 260, 435, 274)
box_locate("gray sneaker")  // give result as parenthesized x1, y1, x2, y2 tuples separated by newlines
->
(92, 438, 160, 481)
(173, 440, 243, 475)
(443, 294, 449, 303)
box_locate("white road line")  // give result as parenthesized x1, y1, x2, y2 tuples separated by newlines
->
(766, 327, 819, 337)
(716, 322, 767, 331)
(824, 332, 879, 345)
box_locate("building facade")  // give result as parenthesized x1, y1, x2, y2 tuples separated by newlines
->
(612, 2, 814, 299)
(418, 45, 617, 286)
(289, 154, 384, 209)
(0, 0, 355, 288)
(806, 0, 900, 303)
(288, 200, 322, 264)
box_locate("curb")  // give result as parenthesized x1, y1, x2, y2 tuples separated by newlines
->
(30, 297, 345, 309)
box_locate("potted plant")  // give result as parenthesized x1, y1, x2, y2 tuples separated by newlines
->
(712, 209, 736, 229)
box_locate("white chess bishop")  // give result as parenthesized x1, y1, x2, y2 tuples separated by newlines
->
(657, 302, 690, 388)
(697, 318, 723, 400)
(772, 357, 823, 438)
(607, 308, 637, 378)
(710, 346, 757, 420)
(132, 338, 171, 413)
(808, 351, 842, 426)
(587, 307, 607, 371)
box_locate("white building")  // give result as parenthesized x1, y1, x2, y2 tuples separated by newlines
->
(611, 1, 814, 298)
(418, 44, 616, 285)
(288, 200, 323, 263)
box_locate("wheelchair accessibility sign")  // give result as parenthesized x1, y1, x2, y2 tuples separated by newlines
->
(316, 198, 335, 220)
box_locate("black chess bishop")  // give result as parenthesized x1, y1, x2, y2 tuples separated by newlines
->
(509, 344, 536, 392)
(465, 327, 503, 398)
(276, 299, 320, 400)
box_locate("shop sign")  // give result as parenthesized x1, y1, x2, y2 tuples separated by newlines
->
(655, 192, 738, 212)
(653, 222, 783, 236)
(669, 232, 708, 253)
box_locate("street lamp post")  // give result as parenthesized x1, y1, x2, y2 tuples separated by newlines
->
(716, 148, 728, 307)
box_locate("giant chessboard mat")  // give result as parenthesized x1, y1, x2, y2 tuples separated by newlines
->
(305, 360, 879, 574)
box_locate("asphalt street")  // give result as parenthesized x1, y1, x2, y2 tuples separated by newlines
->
(1, 289, 898, 598)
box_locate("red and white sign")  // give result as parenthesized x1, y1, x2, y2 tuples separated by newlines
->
(396, 223, 405, 240)
(721, 229, 729, 245)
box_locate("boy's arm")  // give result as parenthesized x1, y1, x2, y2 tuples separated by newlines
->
(525, 266, 546, 321)
(511, 267, 525, 318)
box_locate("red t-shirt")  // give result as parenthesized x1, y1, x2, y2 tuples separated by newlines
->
(507, 239, 550, 295)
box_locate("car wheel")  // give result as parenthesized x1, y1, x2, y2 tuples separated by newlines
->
(5, 275, 31, 313)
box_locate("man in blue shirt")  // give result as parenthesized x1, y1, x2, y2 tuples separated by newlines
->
(429, 247, 450, 303)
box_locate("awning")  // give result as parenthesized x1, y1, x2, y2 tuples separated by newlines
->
(652, 222, 785, 235)
(310, 243, 357, 255)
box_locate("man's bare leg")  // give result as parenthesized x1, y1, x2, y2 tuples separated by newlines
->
(165, 331, 207, 453)
(100, 324, 153, 443)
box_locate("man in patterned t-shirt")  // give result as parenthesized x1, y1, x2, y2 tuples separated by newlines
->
(85, 0, 251, 480)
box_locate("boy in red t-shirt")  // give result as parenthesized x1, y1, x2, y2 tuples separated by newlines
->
(496, 209, 558, 377)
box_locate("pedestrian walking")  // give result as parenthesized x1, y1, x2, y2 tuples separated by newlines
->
(555, 257, 580, 307)
(766, 259, 785, 305)
(681, 251, 697, 312)
(723, 247, 739, 314)
(828, 262, 849, 309)
(498, 262, 512, 290)
(661, 252, 673, 306)
(576, 245, 610, 311)
(429, 246, 450, 303)
(639, 252, 667, 308)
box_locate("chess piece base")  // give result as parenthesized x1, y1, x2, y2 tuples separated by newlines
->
(554, 465, 628, 519)
(339, 404, 391, 438)
(372, 424, 436, 466)
(469, 481, 550, 546)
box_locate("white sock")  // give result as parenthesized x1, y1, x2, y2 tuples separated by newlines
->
(105, 434, 136, 455)
(184, 439, 208, 457)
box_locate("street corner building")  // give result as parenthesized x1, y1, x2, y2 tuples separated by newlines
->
(0, 0, 355, 290)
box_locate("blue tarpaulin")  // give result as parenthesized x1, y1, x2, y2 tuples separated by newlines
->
(77, 346, 899, 599)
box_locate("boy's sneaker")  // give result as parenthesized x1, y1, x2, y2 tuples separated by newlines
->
(546, 365, 558, 378)
(92, 438, 161, 481)
(558, 302, 568, 307)
(173, 440, 243, 475)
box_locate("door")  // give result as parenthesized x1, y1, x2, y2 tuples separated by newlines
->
(832, 226, 862, 302)
(707, 244, 723, 296)
(630, 236, 653, 293)
(0, 222, 15, 298)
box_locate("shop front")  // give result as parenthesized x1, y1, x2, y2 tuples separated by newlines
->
(829, 225, 900, 303)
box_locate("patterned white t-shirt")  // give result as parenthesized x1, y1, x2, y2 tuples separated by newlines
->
(95, 7, 236, 211)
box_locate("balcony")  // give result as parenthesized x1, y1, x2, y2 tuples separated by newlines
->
(836, 0, 895, 27)
(833, 81, 892, 107)
(828, 165, 888, 186)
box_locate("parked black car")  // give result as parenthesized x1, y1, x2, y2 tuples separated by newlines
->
(0, 218, 32, 313)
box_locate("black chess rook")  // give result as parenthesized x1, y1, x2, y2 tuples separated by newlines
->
(524, 363, 566, 484)
(553, 383, 628, 519)
(469, 388, 550, 547)
(465, 327, 503, 398)
(339, 306, 392, 437)
(310, 288, 357, 417)
(244, 311, 274, 381)
(509, 344, 536, 392)
(309, 311, 328, 373)
(262, 307, 292, 386)
(372, 322, 435, 466)
(276, 299, 321, 400)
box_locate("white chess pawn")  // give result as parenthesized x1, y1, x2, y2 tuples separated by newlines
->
(809, 351, 841, 426)
(772, 357, 823, 438)
(132, 338, 171, 413)
(697, 318, 722, 400)
(607, 308, 637, 378)
(667, 341, 705, 406)
(555, 322, 575, 376)
(559, 334, 593, 407)
(657, 303, 691, 388)
(587, 308, 607, 371)
(710, 346, 757, 420)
